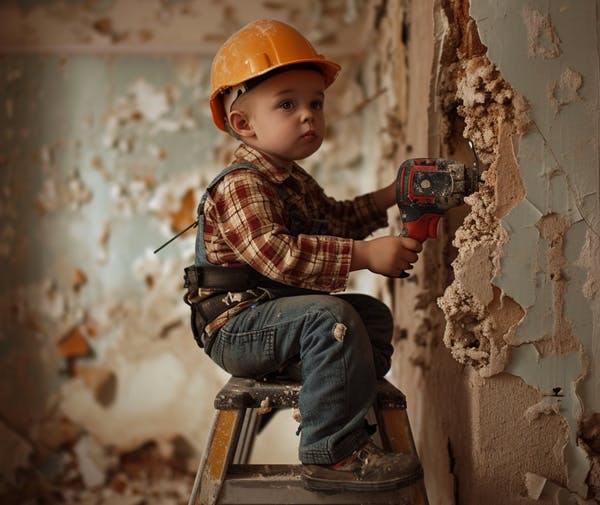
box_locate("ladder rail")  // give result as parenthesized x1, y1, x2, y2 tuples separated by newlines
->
(191, 377, 429, 505)
(189, 409, 245, 505)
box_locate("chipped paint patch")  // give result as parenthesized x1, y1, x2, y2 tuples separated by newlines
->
(547, 67, 583, 114)
(523, 7, 561, 59)
(507, 344, 589, 496)
(524, 397, 561, 423)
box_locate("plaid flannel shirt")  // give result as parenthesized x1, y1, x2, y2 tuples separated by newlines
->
(200, 144, 389, 335)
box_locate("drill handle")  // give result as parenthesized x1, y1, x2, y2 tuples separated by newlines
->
(401, 213, 442, 242)
(396, 213, 441, 278)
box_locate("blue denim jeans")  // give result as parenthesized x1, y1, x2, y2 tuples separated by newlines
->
(207, 293, 394, 465)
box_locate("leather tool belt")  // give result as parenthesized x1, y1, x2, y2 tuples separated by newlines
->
(182, 264, 287, 350)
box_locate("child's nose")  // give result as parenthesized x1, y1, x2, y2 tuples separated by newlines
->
(301, 106, 314, 122)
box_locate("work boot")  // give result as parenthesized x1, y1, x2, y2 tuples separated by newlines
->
(301, 440, 423, 493)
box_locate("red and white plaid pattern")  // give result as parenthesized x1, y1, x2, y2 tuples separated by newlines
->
(201, 144, 388, 335)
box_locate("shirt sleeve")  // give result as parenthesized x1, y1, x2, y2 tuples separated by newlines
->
(207, 172, 353, 292)
(302, 172, 389, 239)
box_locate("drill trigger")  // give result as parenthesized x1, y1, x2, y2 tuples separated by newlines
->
(402, 213, 442, 242)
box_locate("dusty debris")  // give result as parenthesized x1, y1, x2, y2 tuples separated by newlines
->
(74, 434, 118, 489)
(437, 283, 492, 367)
(258, 397, 272, 415)
(524, 397, 561, 423)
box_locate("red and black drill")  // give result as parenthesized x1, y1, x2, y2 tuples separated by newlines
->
(395, 140, 480, 273)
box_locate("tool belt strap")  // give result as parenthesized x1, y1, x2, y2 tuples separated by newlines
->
(184, 264, 288, 293)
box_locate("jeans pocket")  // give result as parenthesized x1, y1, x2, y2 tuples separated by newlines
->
(217, 327, 278, 378)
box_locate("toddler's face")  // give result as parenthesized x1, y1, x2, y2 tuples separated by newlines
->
(240, 69, 326, 167)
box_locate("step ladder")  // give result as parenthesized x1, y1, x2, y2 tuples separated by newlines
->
(189, 376, 428, 505)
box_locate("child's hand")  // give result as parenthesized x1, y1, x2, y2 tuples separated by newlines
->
(351, 236, 423, 277)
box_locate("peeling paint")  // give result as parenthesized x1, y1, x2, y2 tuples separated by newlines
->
(257, 397, 272, 415)
(386, 0, 600, 502)
(547, 66, 583, 114)
(523, 7, 562, 59)
(525, 396, 562, 423)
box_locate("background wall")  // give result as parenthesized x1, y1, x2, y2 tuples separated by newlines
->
(1, 1, 598, 505)
(0, 1, 381, 503)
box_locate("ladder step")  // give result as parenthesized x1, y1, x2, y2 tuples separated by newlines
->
(214, 377, 406, 410)
(218, 464, 419, 505)
(189, 377, 428, 505)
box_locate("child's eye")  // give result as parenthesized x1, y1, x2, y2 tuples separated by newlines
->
(311, 100, 323, 111)
(279, 100, 294, 110)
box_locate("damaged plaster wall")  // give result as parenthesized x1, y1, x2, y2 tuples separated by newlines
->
(2, 0, 598, 504)
(0, 1, 379, 502)
(381, 1, 599, 504)
(465, 1, 599, 501)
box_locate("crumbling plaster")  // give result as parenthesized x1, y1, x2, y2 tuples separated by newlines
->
(387, 0, 599, 503)
(471, 1, 598, 500)
(1, 0, 598, 504)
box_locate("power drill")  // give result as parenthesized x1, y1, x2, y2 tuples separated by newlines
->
(395, 139, 480, 262)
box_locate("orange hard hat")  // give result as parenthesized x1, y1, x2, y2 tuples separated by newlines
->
(209, 19, 341, 132)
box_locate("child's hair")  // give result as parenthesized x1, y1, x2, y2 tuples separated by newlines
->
(222, 62, 325, 137)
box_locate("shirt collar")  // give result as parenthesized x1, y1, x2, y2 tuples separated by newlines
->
(233, 144, 293, 184)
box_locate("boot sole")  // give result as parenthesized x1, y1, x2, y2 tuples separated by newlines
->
(301, 466, 423, 493)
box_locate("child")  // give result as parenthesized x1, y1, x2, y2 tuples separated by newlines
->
(188, 19, 423, 492)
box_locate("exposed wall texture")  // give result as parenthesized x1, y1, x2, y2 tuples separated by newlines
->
(1, 1, 598, 505)
(384, 1, 599, 504)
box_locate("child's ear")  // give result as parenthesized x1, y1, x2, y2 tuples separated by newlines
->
(228, 111, 254, 137)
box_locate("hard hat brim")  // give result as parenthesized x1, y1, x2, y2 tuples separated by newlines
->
(210, 58, 340, 132)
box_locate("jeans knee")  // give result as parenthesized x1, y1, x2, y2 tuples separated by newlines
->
(316, 296, 366, 343)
